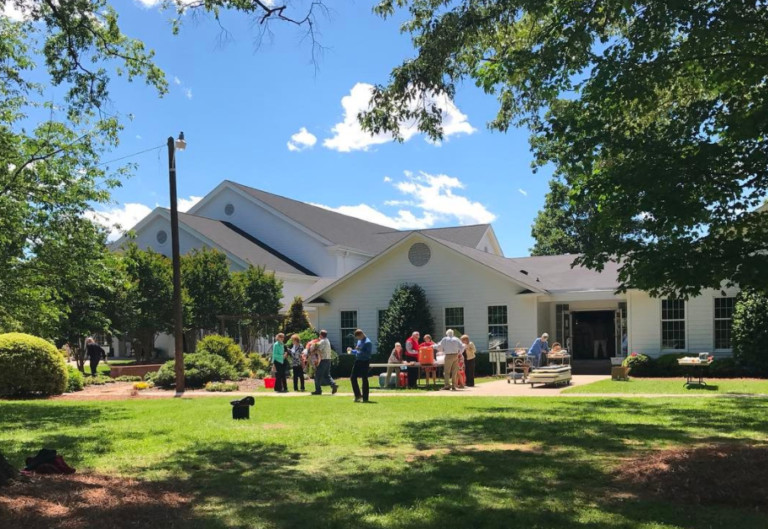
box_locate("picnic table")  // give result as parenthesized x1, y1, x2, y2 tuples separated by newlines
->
(369, 362, 441, 388)
(677, 357, 713, 386)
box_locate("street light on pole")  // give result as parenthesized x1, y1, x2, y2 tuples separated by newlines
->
(168, 131, 186, 393)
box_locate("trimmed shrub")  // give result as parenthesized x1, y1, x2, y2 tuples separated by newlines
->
(204, 381, 239, 392)
(196, 335, 247, 371)
(654, 353, 687, 377)
(708, 357, 742, 378)
(622, 353, 654, 377)
(65, 366, 85, 392)
(733, 289, 768, 376)
(331, 353, 357, 378)
(114, 375, 142, 382)
(83, 375, 114, 386)
(297, 328, 319, 344)
(154, 353, 239, 389)
(0, 333, 67, 397)
(248, 353, 270, 375)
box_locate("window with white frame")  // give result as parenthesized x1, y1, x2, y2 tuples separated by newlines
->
(661, 299, 686, 350)
(444, 307, 465, 336)
(714, 297, 735, 350)
(488, 305, 508, 350)
(340, 311, 358, 351)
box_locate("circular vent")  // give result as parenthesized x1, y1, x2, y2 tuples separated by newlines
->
(408, 242, 431, 267)
(156, 230, 168, 244)
(224, 203, 235, 216)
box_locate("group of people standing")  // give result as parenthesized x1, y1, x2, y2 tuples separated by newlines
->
(269, 327, 477, 401)
(270, 330, 339, 395)
(390, 329, 476, 391)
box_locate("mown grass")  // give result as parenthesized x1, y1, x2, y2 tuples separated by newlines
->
(1, 396, 767, 528)
(254, 375, 497, 393)
(563, 378, 768, 395)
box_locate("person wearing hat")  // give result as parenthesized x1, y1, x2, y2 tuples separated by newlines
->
(349, 329, 372, 403)
(311, 330, 339, 395)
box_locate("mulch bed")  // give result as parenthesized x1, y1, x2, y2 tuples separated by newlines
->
(0, 473, 195, 529)
(616, 444, 768, 511)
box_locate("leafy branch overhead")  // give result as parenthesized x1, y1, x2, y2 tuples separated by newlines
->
(363, 0, 768, 296)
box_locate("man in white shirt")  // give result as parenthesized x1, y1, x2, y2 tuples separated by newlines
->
(436, 329, 465, 390)
(311, 330, 339, 395)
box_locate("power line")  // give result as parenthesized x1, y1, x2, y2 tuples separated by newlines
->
(97, 143, 165, 167)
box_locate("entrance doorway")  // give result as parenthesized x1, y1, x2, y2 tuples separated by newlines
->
(572, 311, 615, 360)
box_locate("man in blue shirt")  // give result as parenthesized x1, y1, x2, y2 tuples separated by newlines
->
(350, 329, 373, 403)
(528, 333, 550, 367)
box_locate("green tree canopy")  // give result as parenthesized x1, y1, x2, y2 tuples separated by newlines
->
(732, 289, 768, 376)
(119, 245, 173, 361)
(233, 265, 284, 346)
(377, 283, 435, 357)
(282, 296, 312, 337)
(0, 1, 166, 333)
(530, 179, 588, 256)
(363, 1, 768, 296)
(181, 248, 236, 336)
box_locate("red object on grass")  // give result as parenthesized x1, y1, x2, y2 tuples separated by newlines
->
(263, 377, 276, 389)
(398, 372, 407, 388)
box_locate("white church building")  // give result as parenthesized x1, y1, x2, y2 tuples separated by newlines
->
(117, 180, 738, 361)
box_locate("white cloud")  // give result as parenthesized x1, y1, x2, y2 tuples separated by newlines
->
(312, 170, 496, 230)
(173, 76, 182, 85)
(518, 188, 528, 196)
(2, 3, 29, 20)
(312, 203, 436, 230)
(323, 83, 476, 153)
(184, 88, 193, 100)
(87, 195, 201, 241)
(86, 203, 153, 241)
(286, 127, 317, 152)
(383, 176, 392, 183)
(136, 134, 143, 140)
(177, 195, 202, 212)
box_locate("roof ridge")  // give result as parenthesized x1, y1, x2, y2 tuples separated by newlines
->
(221, 222, 317, 276)
(228, 180, 400, 233)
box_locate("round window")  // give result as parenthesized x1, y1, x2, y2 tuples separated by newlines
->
(156, 230, 168, 244)
(224, 203, 235, 216)
(408, 242, 431, 267)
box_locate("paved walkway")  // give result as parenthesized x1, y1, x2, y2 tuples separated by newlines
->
(55, 375, 768, 401)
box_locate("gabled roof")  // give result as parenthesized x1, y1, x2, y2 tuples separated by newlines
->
(170, 210, 317, 276)
(228, 181, 492, 255)
(302, 232, 546, 303)
(509, 254, 621, 292)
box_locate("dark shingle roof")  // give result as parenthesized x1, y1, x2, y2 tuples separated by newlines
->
(175, 211, 316, 276)
(229, 181, 491, 254)
(509, 254, 621, 292)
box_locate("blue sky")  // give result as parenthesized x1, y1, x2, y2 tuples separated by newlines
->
(78, 1, 554, 257)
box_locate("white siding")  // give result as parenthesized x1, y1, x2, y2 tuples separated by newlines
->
(627, 288, 739, 357)
(315, 238, 536, 353)
(193, 187, 337, 277)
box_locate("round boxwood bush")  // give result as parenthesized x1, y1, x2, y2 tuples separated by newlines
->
(154, 353, 239, 389)
(708, 357, 741, 378)
(65, 366, 85, 392)
(622, 353, 654, 377)
(654, 353, 688, 377)
(0, 333, 68, 397)
(196, 335, 247, 372)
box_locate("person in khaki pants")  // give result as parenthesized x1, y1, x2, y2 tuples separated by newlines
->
(436, 329, 465, 390)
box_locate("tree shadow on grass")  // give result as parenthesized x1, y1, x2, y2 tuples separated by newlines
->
(0, 404, 133, 469)
(142, 438, 768, 529)
(461, 398, 768, 451)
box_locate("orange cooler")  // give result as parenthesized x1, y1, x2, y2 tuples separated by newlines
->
(418, 345, 434, 365)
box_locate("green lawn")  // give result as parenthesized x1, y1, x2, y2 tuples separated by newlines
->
(254, 375, 497, 393)
(564, 378, 768, 395)
(2, 396, 767, 528)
